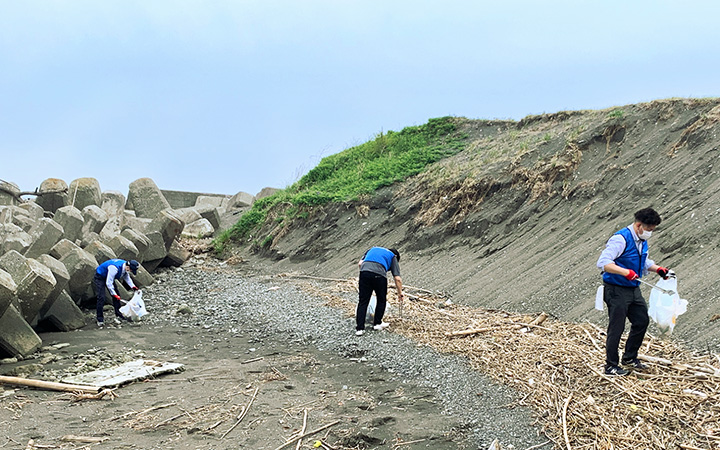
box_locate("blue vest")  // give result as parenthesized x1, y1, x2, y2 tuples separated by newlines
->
(96, 259, 125, 279)
(363, 247, 395, 271)
(603, 227, 647, 287)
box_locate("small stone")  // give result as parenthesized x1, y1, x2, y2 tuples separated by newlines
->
(176, 304, 193, 315)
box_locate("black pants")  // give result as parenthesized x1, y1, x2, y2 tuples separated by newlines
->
(604, 283, 649, 366)
(357, 271, 388, 331)
(94, 275, 122, 322)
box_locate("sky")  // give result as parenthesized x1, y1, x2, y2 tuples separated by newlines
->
(1, 1, 718, 197)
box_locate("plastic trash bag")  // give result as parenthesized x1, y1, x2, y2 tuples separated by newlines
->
(119, 290, 148, 321)
(595, 285, 604, 311)
(355, 294, 377, 325)
(647, 277, 688, 335)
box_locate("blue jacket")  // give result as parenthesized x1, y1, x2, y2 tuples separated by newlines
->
(602, 227, 647, 287)
(363, 247, 396, 272)
(96, 259, 126, 279)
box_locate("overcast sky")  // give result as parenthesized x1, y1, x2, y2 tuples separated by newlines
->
(1, 1, 718, 197)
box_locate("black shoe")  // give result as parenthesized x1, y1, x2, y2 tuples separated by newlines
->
(622, 358, 648, 371)
(604, 364, 629, 376)
(115, 313, 130, 323)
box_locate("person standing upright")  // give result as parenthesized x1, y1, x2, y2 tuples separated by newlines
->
(356, 247, 404, 336)
(597, 208, 673, 376)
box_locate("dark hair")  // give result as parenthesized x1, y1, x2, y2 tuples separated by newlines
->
(389, 248, 401, 261)
(634, 208, 662, 226)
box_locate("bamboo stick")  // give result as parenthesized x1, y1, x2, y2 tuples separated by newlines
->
(0, 376, 100, 394)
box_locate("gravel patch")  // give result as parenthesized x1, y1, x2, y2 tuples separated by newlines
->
(143, 262, 547, 449)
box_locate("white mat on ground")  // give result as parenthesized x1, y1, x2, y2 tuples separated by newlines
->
(62, 359, 185, 388)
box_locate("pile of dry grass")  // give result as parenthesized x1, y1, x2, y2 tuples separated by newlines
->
(287, 274, 720, 450)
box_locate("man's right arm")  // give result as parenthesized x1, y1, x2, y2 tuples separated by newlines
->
(596, 235, 625, 270)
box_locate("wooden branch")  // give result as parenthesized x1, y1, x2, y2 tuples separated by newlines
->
(0, 375, 100, 394)
(19, 188, 68, 198)
(220, 386, 259, 439)
(562, 394, 573, 450)
(0, 182, 68, 202)
(403, 292, 435, 305)
(531, 312, 548, 326)
(445, 327, 495, 337)
(108, 402, 176, 421)
(679, 445, 708, 450)
(446, 313, 552, 337)
(638, 355, 720, 377)
(241, 357, 264, 364)
(60, 436, 107, 444)
(580, 327, 603, 353)
(295, 409, 308, 450)
(272, 420, 341, 450)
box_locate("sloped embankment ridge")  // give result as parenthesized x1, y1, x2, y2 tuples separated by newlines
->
(246, 98, 720, 350)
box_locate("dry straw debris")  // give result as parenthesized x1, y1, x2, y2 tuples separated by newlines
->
(289, 275, 720, 450)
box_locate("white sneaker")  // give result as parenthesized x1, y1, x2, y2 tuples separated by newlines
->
(97, 320, 105, 327)
(373, 322, 390, 331)
(355, 330, 365, 336)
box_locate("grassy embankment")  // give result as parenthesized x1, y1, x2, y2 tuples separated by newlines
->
(213, 116, 468, 254)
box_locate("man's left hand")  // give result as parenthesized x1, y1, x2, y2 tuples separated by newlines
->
(131, 286, 139, 291)
(657, 267, 674, 280)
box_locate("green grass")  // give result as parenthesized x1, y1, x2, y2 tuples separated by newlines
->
(607, 109, 625, 119)
(213, 116, 466, 253)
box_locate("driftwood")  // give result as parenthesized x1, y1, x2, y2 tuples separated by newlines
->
(294, 275, 720, 449)
(445, 313, 550, 337)
(68, 389, 118, 401)
(220, 386, 259, 439)
(241, 357, 264, 364)
(638, 354, 720, 377)
(295, 409, 308, 450)
(272, 420, 341, 450)
(0, 375, 100, 394)
(59, 436, 108, 443)
(108, 402, 176, 421)
(562, 394, 572, 450)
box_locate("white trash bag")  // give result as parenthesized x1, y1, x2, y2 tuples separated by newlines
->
(595, 285, 604, 311)
(647, 277, 688, 335)
(119, 289, 148, 321)
(355, 294, 377, 325)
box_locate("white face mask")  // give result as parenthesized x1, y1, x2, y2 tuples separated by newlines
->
(638, 228, 652, 240)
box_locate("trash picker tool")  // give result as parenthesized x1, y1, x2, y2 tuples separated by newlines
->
(636, 278, 676, 296)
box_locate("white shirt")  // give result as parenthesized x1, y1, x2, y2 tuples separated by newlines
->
(596, 224, 655, 275)
(105, 264, 136, 296)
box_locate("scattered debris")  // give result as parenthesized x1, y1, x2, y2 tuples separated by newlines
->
(0, 375, 100, 394)
(292, 275, 720, 449)
(62, 359, 185, 388)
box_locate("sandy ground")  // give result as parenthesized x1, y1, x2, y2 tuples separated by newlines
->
(0, 260, 544, 450)
(0, 324, 458, 449)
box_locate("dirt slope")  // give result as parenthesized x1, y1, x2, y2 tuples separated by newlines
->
(243, 98, 720, 351)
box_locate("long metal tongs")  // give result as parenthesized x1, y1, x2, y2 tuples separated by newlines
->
(636, 277, 676, 296)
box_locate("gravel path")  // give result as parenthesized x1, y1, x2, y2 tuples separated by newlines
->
(143, 260, 548, 449)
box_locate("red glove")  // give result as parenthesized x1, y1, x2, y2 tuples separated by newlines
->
(656, 267, 670, 280)
(624, 270, 638, 281)
(131, 286, 139, 291)
(112, 294, 121, 301)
